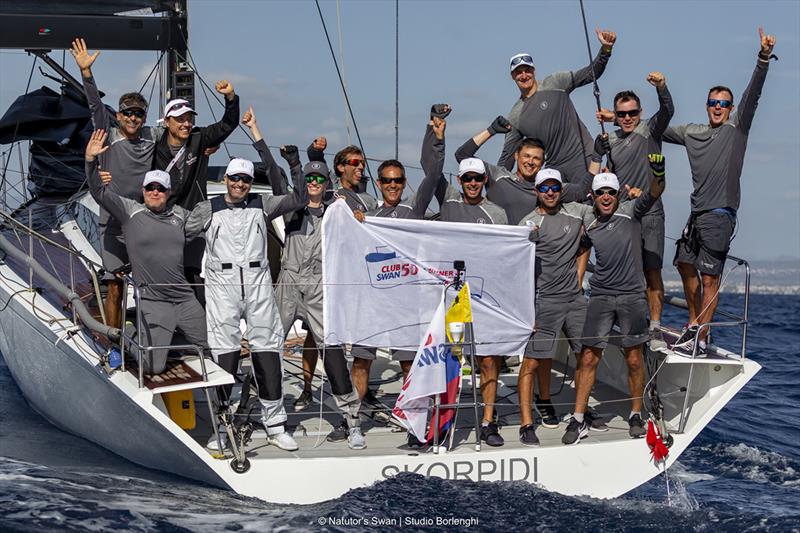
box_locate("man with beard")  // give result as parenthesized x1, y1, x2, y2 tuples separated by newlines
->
(592, 72, 674, 349)
(562, 155, 666, 445)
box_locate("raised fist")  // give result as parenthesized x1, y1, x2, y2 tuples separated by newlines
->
(646, 71, 666, 89)
(488, 116, 511, 136)
(430, 104, 451, 120)
(595, 28, 617, 48)
(648, 153, 665, 177)
(215, 80, 235, 98)
(280, 145, 300, 168)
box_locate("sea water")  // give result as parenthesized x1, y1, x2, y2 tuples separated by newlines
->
(1, 291, 798, 532)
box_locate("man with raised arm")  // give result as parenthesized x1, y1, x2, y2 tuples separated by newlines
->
(425, 110, 507, 447)
(562, 155, 666, 445)
(518, 168, 593, 445)
(498, 29, 617, 186)
(153, 78, 239, 302)
(185, 108, 307, 452)
(70, 38, 164, 330)
(249, 118, 367, 451)
(349, 106, 445, 447)
(663, 28, 776, 355)
(84, 129, 208, 376)
(592, 72, 674, 350)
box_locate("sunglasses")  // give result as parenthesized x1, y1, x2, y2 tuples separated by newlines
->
(345, 158, 365, 168)
(460, 173, 486, 184)
(144, 183, 168, 193)
(537, 183, 562, 194)
(378, 176, 406, 185)
(593, 188, 618, 197)
(305, 175, 327, 185)
(510, 54, 533, 67)
(227, 174, 254, 184)
(121, 109, 146, 119)
(615, 109, 641, 118)
(706, 99, 732, 108)
(167, 102, 192, 115)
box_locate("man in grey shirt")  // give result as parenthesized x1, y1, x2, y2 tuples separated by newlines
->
(499, 29, 617, 185)
(664, 28, 776, 353)
(592, 72, 674, 349)
(71, 38, 163, 330)
(85, 129, 207, 375)
(518, 168, 592, 446)
(562, 156, 666, 445)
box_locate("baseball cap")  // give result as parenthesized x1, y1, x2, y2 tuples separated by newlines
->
(458, 158, 486, 177)
(163, 98, 197, 119)
(225, 158, 254, 179)
(142, 170, 171, 189)
(534, 168, 563, 187)
(303, 160, 329, 178)
(592, 172, 620, 192)
(509, 53, 535, 72)
(119, 98, 148, 113)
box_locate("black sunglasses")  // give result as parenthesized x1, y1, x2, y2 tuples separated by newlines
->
(227, 174, 254, 184)
(615, 109, 641, 118)
(706, 98, 732, 108)
(144, 183, 168, 193)
(378, 176, 406, 185)
(121, 109, 146, 119)
(460, 173, 486, 184)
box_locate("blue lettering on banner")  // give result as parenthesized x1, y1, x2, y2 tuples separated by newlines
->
(416, 344, 450, 367)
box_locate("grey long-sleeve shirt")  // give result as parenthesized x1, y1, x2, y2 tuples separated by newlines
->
(86, 159, 196, 302)
(582, 193, 657, 296)
(498, 49, 612, 183)
(663, 58, 769, 213)
(606, 84, 674, 215)
(456, 138, 589, 224)
(519, 202, 591, 301)
(84, 75, 163, 225)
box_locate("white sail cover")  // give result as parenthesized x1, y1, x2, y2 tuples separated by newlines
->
(322, 200, 535, 356)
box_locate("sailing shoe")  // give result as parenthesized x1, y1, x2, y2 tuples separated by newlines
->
(649, 328, 668, 352)
(535, 397, 559, 429)
(672, 325, 698, 350)
(519, 424, 540, 447)
(585, 407, 609, 432)
(628, 414, 647, 439)
(480, 422, 505, 447)
(293, 390, 313, 411)
(268, 431, 299, 451)
(206, 425, 229, 451)
(561, 416, 589, 445)
(326, 418, 348, 443)
(407, 432, 425, 449)
(347, 426, 367, 450)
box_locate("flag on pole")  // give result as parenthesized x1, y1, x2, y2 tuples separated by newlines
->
(428, 283, 472, 442)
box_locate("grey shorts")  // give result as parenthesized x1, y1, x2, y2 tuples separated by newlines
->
(641, 213, 665, 271)
(525, 294, 587, 359)
(581, 293, 649, 350)
(674, 210, 735, 276)
(100, 222, 128, 280)
(351, 345, 378, 360)
(391, 349, 416, 362)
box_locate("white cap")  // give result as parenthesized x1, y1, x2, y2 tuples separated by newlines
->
(142, 170, 171, 189)
(592, 172, 620, 192)
(225, 158, 254, 178)
(458, 158, 486, 177)
(509, 53, 535, 72)
(163, 98, 197, 119)
(534, 168, 563, 187)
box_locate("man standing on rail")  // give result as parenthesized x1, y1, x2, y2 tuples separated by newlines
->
(71, 38, 163, 330)
(498, 29, 617, 186)
(664, 28, 776, 355)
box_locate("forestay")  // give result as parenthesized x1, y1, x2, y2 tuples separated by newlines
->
(322, 200, 535, 355)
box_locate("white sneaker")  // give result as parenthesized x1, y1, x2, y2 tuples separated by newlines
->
(347, 426, 366, 450)
(207, 425, 229, 451)
(267, 431, 299, 451)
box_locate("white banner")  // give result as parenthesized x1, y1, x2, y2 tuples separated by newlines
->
(322, 200, 535, 356)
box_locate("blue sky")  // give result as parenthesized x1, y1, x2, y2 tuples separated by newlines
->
(0, 0, 798, 260)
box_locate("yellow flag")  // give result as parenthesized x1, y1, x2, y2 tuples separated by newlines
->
(445, 282, 473, 343)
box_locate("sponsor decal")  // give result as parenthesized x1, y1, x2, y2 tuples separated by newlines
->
(540, 101, 549, 110)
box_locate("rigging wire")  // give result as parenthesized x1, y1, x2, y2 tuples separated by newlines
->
(136, 50, 166, 95)
(0, 55, 38, 194)
(335, 0, 353, 145)
(313, 0, 379, 197)
(395, 0, 399, 160)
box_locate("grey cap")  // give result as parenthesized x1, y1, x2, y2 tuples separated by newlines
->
(303, 161, 329, 178)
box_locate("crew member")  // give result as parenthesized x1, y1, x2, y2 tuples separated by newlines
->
(664, 28, 776, 354)
(70, 38, 163, 330)
(562, 156, 666, 445)
(592, 72, 674, 349)
(498, 29, 617, 186)
(85, 129, 208, 375)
